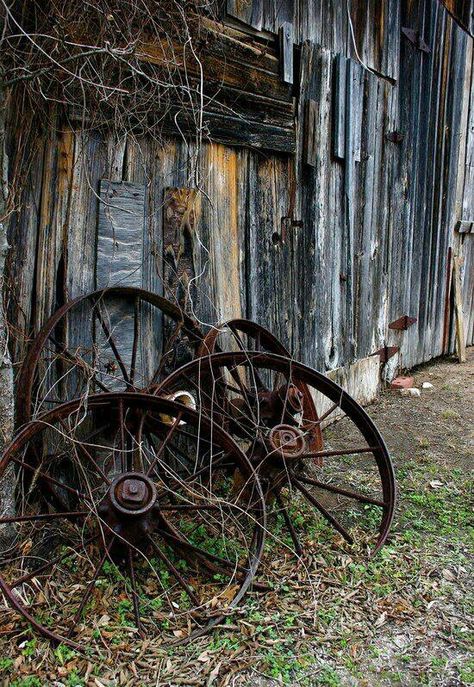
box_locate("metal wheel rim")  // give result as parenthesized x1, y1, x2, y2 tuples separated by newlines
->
(0, 393, 266, 649)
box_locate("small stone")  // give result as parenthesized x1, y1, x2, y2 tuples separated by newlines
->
(429, 480, 444, 489)
(391, 376, 415, 390)
(422, 382, 434, 389)
(442, 568, 456, 582)
(400, 387, 421, 397)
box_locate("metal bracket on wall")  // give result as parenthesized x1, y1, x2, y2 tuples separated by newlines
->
(401, 27, 431, 54)
(371, 346, 399, 363)
(280, 216, 303, 243)
(388, 315, 417, 331)
(456, 220, 474, 234)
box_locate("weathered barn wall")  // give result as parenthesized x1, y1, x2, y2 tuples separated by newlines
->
(4, 0, 474, 397)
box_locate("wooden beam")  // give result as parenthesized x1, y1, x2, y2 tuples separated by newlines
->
(452, 256, 467, 363)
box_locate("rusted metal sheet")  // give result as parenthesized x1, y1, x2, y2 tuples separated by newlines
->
(388, 316, 417, 331)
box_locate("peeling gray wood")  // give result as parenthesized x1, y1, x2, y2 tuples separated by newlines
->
(95, 179, 146, 390)
(279, 22, 294, 85)
(96, 180, 145, 289)
(333, 54, 346, 159)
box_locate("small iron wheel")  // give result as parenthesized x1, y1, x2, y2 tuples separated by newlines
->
(16, 287, 204, 426)
(156, 352, 396, 556)
(0, 393, 265, 649)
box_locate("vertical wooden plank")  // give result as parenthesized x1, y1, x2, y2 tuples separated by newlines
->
(333, 54, 346, 160)
(6, 134, 43, 364)
(279, 22, 294, 85)
(96, 181, 145, 289)
(201, 143, 244, 325)
(94, 179, 146, 389)
(452, 255, 467, 361)
(304, 99, 318, 166)
(67, 131, 106, 299)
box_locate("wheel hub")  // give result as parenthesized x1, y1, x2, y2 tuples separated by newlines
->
(109, 472, 157, 516)
(268, 424, 306, 459)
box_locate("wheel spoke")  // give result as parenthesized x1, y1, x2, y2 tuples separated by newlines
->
(146, 413, 182, 477)
(148, 321, 184, 387)
(11, 534, 99, 588)
(317, 402, 340, 424)
(10, 456, 91, 502)
(58, 418, 111, 484)
(292, 478, 354, 545)
(47, 336, 110, 394)
(159, 528, 242, 575)
(159, 502, 240, 512)
(129, 297, 140, 387)
(304, 446, 379, 459)
(293, 474, 386, 507)
(0, 511, 87, 525)
(153, 453, 229, 500)
(126, 546, 144, 637)
(67, 536, 115, 637)
(274, 492, 303, 556)
(94, 305, 131, 385)
(146, 535, 200, 606)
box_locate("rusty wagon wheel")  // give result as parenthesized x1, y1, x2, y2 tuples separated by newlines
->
(0, 393, 266, 649)
(156, 352, 396, 556)
(16, 287, 204, 426)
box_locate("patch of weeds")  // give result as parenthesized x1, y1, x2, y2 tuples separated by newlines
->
(150, 596, 164, 611)
(34, 611, 54, 628)
(316, 666, 341, 686)
(101, 560, 122, 582)
(65, 669, 84, 686)
(54, 644, 77, 666)
(208, 633, 241, 652)
(179, 590, 190, 609)
(458, 657, 474, 684)
(111, 631, 125, 646)
(117, 599, 132, 625)
(0, 658, 13, 673)
(10, 678, 42, 687)
(343, 656, 363, 679)
(160, 569, 171, 589)
(441, 409, 459, 419)
(261, 648, 299, 684)
(21, 639, 37, 657)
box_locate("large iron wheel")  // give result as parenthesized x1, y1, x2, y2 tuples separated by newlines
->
(16, 287, 204, 426)
(156, 352, 396, 556)
(0, 393, 266, 649)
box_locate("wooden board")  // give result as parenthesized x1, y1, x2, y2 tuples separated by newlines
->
(96, 181, 146, 289)
(453, 256, 467, 362)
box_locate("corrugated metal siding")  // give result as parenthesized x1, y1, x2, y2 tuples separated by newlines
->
(5, 0, 474, 380)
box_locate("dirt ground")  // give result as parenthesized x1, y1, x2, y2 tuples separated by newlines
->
(0, 350, 472, 687)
